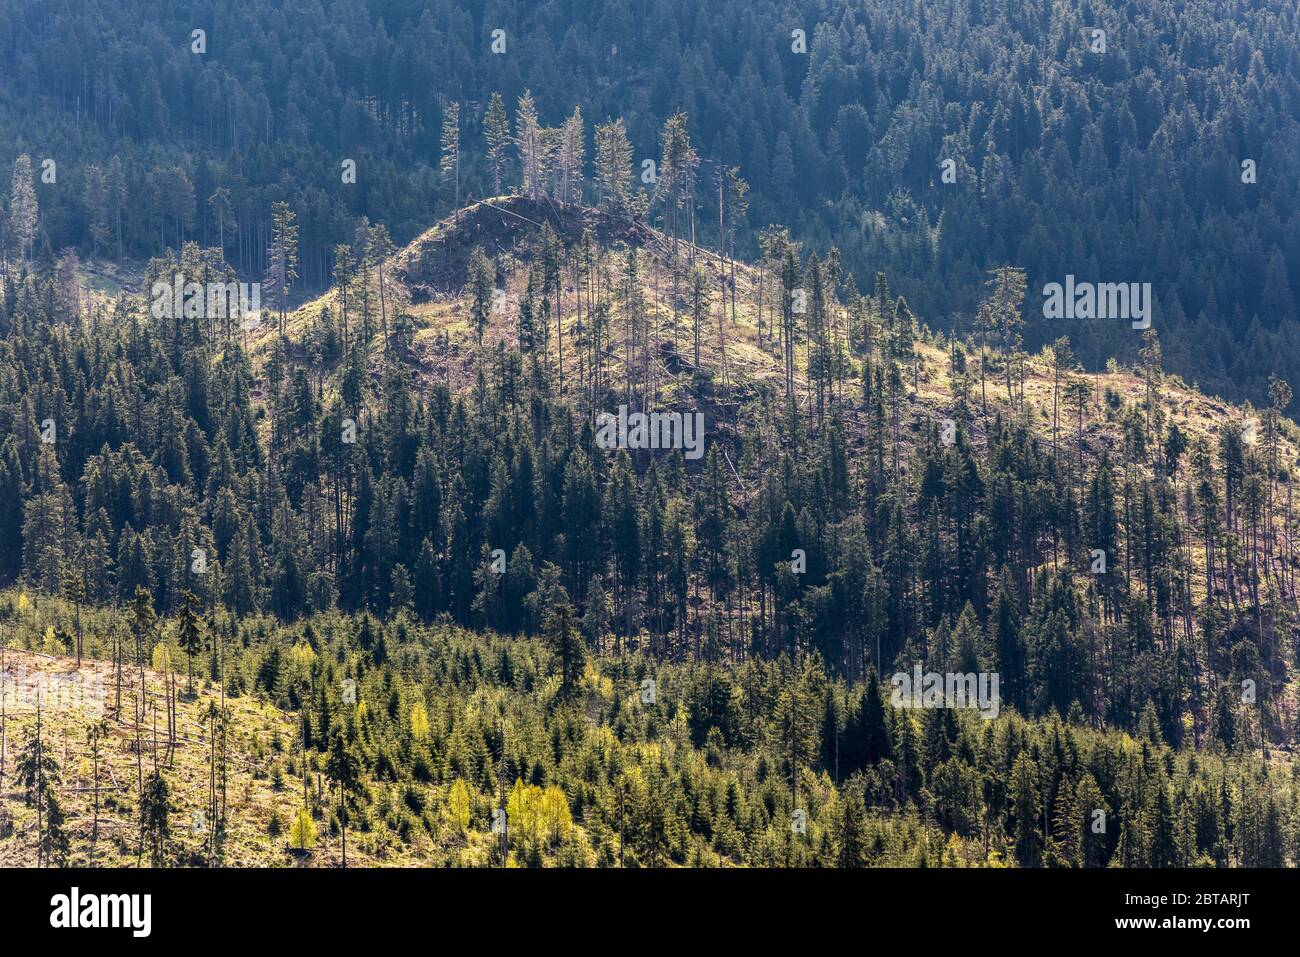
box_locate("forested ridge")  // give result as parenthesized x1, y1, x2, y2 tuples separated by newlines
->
(1, 0, 1299, 402)
(1, 0, 1299, 870)
(1, 181, 1298, 866)
(1, 593, 1295, 867)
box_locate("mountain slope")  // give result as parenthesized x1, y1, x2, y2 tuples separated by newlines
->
(3, 200, 1299, 867)
(273, 194, 1300, 483)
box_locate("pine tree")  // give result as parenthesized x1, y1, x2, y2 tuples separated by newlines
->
(325, 730, 360, 867)
(366, 224, 396, 353)
(1150, 780, 1179, 867)
(332, 243, 355, 352)
(61, 560, 85, 666)
(15, 704, 60, 865)
(207, 186, 235, 259)
(558, 107, 586, 206)
(266, 200, 299, 335)
(1075, 772, 1109, 867)
(1010, 751, 1043, 866)
(976, 266, 1027, 409)
(581, 577, 612, 652)
(594, 119, 633, 213)
(484, 92, 511, 194)
(991, 567, 1025, 712)
(468, 246, 494, 347)
(837, 789, 868, 867)
(690, 267, 707, 368)
(1048, 775, 1080, 867)
(176, 589, 206, 694)
(139, 768, 172, 865)
(657, 111, 699, 246)
(85, 164, 111, 256)
(42, 789, 70, 867)
(439, 101, 461, 210)
(542, 577, 584, 697)
(1049, 337, 1077, 456)
(515, 90, 542, 201)
(8, 154, 38, 262)
(851, 667, 892, 770)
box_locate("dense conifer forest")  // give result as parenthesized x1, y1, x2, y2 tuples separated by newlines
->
(1, 0, 1298, 401)
(0, 0, 1297, 875)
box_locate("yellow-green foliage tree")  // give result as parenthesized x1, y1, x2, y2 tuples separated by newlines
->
(447, 778, 471, 834)
(410, 701, 430, 739)
(289, 805, 318, 851)
(507, 781, 573, 846)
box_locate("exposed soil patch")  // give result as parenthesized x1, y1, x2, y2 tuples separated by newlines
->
(397, 196, 658, 302)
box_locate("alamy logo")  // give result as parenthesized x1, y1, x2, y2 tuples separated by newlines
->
(2, 666, 105, 716)
(890, 664, 1001, 719)
(151, 273, 261, 327)
(1042, 275, 1151, 329)
(595, 404, 705, 460)
(50, 888, 151, 938)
